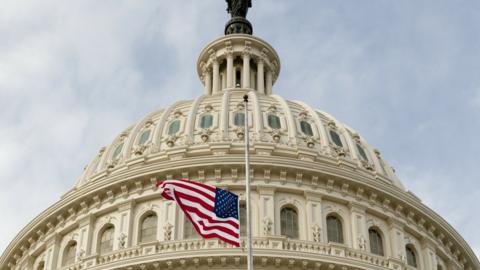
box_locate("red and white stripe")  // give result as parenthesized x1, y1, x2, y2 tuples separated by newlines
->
(157, 179, 240, 246)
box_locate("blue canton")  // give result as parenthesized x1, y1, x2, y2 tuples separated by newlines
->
(214, 188, 239, 219)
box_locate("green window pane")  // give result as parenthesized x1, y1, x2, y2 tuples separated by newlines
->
(329, 130, 343, 147)
(234, 112, 245, 127)
(369, 229, 384, 256)
(168, 120, 180, 135)
(239, 204, 246, 236)
(140, 214, 157, 243)
(300, 121, 314, 136)
(356, 143, 368, 161)
(280, 207, 298, 239)
(100, 226, 114, 254)
(184, 216, 199, 239)
(62, 242, 76, 266)
(268, 114, 281, 129)
(112, 143, 123, 159)
(200, 114, 213, 128)
(406, 246, 417, 267)
(138, 129, 151, 146)
(327, 216, 344, 243)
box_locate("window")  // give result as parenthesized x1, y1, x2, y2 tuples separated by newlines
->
(184, 217, 198, 239)
(138, 129, 151, 146)
(326, 215, 344, 243)
(356, 143, 368, 161)
(235, 70, 241, 87)
(329, 130, 343, 147)
(234, 112, 245, 127)
(406, 245, 417, 267)
(280, 207, 299, 239)
(140, 213, 157, 243)
(369, 228, 384, 256)
(99, 225, 115, 254)
(62, 242, 76, 266)
(37, 262, 45, 270)
(239, 204, 246, 236)
(378, 156, 388, 175)
(300, 121, 314, 136)
(168, 120, 180, 135)
(112, 143, 123, 159)
(200, 114, 213, 128)
(437, 266, 443, 270)
(268, 114, 281, 129)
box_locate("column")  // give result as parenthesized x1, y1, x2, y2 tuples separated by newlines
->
(221, 72, 226, 90)
(266, 70, 273, 95)
(44, 234, 61, 270)
(212, 59, 220, 94)
(388, 218, 406, 260)
(421, 239, 438, 270)
(242, 52, 251, 88)
(258, 187, 275, 236)
(305, 191, 322, 242)
(203, 68, 212, 95)
(349, 202, 367, 250)
(226, 53, 234, 88)
(117, 200, 135, 248)
(78, 214, 94, 257)
(162, 200, 176, 241)
(257, 59, 265, 94)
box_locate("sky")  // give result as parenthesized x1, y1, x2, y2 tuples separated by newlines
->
(0, 0, 479, 260)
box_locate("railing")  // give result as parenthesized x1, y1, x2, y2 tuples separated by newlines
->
(75, 237, 405, 269)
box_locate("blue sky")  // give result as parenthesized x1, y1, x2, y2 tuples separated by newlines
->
(0, 0, 479, 259)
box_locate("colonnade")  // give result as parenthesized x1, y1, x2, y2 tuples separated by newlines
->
(198, 37, 279, 96)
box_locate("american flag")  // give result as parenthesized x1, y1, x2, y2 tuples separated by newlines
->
(157, 179, 240, 246)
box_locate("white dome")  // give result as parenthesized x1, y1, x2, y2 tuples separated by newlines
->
(75, 91, 405, 191)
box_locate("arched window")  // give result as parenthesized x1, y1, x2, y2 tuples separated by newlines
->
(234, 112, 245, 127)
(329, 130, 343, 147)
(184, 217, 198, 239)
(300, 121, 314, 136)
(140, 213, 157, 243)
(235, 70, 241, 87)
(37, 262, 45, 270)
(239, 203, 246, 236)
(368, 228, 384, 256)
(168, 120, 180, 135)
(99, 225, 115, 254)
(356, 143, 369, 161)
(268, 114, 281, 129)
(437, 265, 443, 270)
(138, 129, 151, 146)
(112, 143, 123, 159)
(280, 207, 299, 239)
(326, 215, 344, 243)
(200, 114, 213, 128)
(62, 241, 77, 266)
(406, 245, 417, 268)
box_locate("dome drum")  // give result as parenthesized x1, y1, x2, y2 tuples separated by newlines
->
(197, 35, 280, 95)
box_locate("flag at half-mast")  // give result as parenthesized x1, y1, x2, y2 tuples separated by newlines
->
(157, 179, 240, 246)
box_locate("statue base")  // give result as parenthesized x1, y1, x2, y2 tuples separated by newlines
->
(225, 17, 253, 35)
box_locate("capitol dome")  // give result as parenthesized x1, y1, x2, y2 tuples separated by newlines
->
(1, 2, 479, 270)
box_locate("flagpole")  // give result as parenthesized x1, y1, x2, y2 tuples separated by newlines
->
(243, 94, 253, 270)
